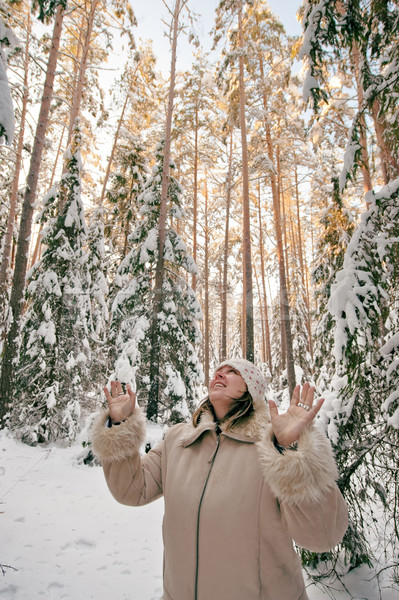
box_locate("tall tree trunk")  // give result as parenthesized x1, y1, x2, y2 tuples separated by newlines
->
(203, 182, 210, 388)
(264, 122, 296, 396)
(29, 125, 66, 270)
(351, 43, 373, 197)
(257, 43, 295, 395)
(254, 263, 266, 364)
(65, 0, 100, 149)
(370, 97, 399, 184)
(220, 131, 233, 362)
(99, 91, 130, 205)
(238, 5, 254, 362)
(147, 0, 183, 421)
(192, 104, 199, 292)
(257, 183, 272, 373)
(0, 16, 30, 319)
(294, 161, 313, 361)
(0, 4, 65, 422)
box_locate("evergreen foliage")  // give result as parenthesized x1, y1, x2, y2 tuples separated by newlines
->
(299, 0, 399, 185)
(87, 206, 109, 383)
(312, 176, 356, 389)
(104, 132, 148, 262)
(316, 178, 399, 571)
(13, 126, 93, 444)
(109, 143, 204, 424)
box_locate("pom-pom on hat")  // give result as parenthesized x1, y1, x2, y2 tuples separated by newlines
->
(215, 358, 267, 410)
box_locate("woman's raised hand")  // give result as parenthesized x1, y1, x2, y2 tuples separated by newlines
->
(268, 383, 324, 448)
(103, 380, 136, 423)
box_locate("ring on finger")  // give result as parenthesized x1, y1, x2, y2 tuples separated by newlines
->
(298, 402, 311, 412)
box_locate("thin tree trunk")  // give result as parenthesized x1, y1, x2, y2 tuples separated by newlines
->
(370, 97, 399, 183)
(99, 91, 130, 205)
(0, 16, 30, 318)
(257, 45, 295, 395)
(29, 125, 66, 270)
(265, 122, 296, 396)
(204, 182, 210, 388)
(220, 131, 233, 362)
(65, 0, 100, 150)
(351, 43, 373, 197)
(192, 104, 198, 292)
(238, 5, 254, 362)
(148, 0, 183, 421)
(254, 263, 266, 364)
(257, 182, 272, 373)
(0, 4, 65, 422)
(294, 161, 313, 361)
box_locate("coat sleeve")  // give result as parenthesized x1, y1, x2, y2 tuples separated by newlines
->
(90, 407, 163, 506)
(257, 424, 348, 552)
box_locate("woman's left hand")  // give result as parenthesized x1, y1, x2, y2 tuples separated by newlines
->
(268, 383, 324, 448)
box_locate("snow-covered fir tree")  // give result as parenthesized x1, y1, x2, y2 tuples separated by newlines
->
(312, 176, 355, 391)
(318, 178, 399, 571)
(13, 125, 93, 444)
(110, 143, 204, 424)
(87, 206, 109, 383)
(104, 131, 149, 263)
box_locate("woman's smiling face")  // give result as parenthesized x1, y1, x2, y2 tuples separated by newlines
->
(208, 365, 247, 419)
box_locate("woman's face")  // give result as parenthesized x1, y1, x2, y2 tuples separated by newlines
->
(208, 365, 247, 419)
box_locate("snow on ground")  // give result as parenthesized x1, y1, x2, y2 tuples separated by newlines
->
(0, 429, 396, 600)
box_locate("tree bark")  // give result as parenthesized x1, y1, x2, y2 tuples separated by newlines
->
(294, 162, 313, 361)
(257, 45, 295, 395)
(238, 5, 254, 362)
(0, 4, 65, 423)
(147, 0, 182, 421)
(351, 43, 373, 198)
(192, 104, 198, 292)
(220, 131, 233, 362)
(257, 183, 272, 373)
(265, 122, 296, 396)
(65, 0, 100, 150)
(99, 91, 130, 206)
(0, 15, 30, 319)
(203, 182, 210, 388)
(370, 97, 399, 184)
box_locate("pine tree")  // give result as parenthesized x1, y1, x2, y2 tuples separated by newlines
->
(12, 125, 92, 444)
(0, 1, 65, 424)
(109, 144, 203, 424)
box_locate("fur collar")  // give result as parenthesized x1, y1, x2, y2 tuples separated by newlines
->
(181, 404, 271, 447)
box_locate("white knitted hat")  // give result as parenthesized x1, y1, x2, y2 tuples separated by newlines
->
(215, 358, 267, 410)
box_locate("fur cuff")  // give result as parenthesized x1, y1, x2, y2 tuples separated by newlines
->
(90, 407, 146, 463)
(257, 425, 339, 505)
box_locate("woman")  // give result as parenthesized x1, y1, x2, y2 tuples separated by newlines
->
(91, 358, 348, 600)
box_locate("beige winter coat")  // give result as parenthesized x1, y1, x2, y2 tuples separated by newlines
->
(91, 404, 348, 600)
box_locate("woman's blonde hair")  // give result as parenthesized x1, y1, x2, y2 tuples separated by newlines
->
(192, 391, 254, 429)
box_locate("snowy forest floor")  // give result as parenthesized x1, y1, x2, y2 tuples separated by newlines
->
(1, 428, 397, 600)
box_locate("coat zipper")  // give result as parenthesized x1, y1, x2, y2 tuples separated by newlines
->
(194, 433, 221, 600)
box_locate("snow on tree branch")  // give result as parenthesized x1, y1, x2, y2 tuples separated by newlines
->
(0, 17, 18, 145)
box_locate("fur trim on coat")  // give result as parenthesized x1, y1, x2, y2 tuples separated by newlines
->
(91, 407, 146, 462)
(257, 424, 339, 505)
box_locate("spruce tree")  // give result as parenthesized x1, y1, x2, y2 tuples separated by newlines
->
(110, 143, 203, 424)
(325, 179, 399, 569)
(312, 176, 355, 390)
(104, 132, 148, 262)
(87, 206, 109, 383)
(13, 125, 92, 444)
